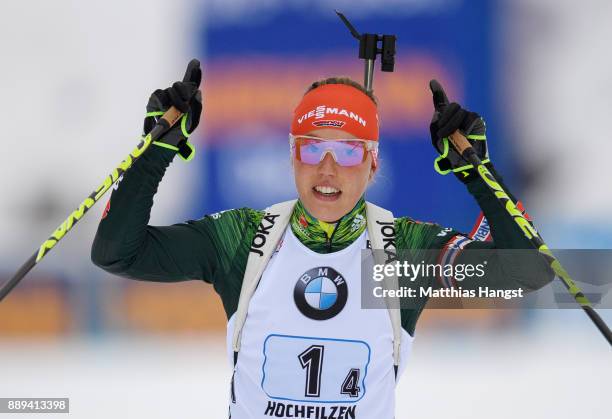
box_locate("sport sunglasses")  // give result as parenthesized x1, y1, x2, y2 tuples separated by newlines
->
(289, 134, 378, 167)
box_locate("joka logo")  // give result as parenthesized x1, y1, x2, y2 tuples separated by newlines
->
(294, 267, 348, 321)
(250, 213, 280, 256)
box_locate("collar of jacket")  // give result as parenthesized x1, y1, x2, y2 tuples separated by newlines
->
(289, 197, 367, 253)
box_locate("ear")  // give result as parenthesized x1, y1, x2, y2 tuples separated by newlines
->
(368, 161, 377, 182)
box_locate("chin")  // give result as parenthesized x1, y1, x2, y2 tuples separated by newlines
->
(298, 187, 356, 222)
(309, 201, 348, 222)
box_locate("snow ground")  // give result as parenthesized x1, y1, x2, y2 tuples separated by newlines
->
(0, 326, 609, 419)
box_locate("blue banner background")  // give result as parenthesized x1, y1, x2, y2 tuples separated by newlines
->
(193, 0, 506, 232)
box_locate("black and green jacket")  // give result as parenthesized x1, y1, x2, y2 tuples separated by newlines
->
(91, 146, 553, 336)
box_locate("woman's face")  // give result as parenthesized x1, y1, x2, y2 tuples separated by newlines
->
(293, 128, 376, 222)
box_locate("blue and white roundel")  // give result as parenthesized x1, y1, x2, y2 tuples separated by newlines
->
(304, 276, 338, 310)
(294, 267, 348, 320)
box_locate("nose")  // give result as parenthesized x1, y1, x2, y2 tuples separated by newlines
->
(317, 151, 338, 176)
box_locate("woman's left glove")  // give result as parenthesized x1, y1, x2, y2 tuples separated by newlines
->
(144, 59, 202, 161)
(428, 79, 489, 182)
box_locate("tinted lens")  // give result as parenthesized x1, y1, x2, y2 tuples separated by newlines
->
(296, 138, 365, 166)
(298, 138, 326, 165)
(333, 140, 365, 166)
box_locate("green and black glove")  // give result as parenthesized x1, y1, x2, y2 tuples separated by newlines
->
(144, 59, 202, 161)
(428, 79, 490, 182)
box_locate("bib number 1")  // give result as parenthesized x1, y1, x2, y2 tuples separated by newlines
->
(298, 345, 361, 398)
(262, 334, 370, 403)
(298, 345, 324, 397)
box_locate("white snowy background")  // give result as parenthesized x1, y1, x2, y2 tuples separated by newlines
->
(0, 1, 610, 418)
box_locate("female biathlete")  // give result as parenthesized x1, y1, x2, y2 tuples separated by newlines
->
(91, 61, 553, 419)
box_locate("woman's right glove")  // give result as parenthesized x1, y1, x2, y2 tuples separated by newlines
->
(144, 59, 202, 161)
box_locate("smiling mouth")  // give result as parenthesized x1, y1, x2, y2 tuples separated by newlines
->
(313, 185, 342, 201)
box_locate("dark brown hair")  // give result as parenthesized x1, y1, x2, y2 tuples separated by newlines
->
(305, 77, 378, 106)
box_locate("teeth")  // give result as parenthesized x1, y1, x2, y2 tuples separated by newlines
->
(315, 186, 340, 194)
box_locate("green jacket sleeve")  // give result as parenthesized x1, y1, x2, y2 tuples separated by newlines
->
(396, 166, 554, 336)
(90, 146, 212, 281)
(90, 146, 263, 317)
(458, 167, 554, 292)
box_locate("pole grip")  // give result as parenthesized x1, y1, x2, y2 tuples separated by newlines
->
(161, 106, 183, 130)
(148, 106, 184, 142)
(448, 131, 472, 155)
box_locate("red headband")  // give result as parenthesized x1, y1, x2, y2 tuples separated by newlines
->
(290, 84, 379, 140)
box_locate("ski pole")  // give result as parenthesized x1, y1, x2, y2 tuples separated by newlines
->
(0, 113, 179, 302)
(446, 129, 612, 346)
(0, 59, 199, 302)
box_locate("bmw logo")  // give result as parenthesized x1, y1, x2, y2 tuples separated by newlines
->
(294, 267, 348, 320)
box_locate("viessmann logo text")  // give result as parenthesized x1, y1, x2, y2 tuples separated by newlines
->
(297, 105, 368, 127)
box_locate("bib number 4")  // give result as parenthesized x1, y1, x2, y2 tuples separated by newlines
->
(340, 368, 361, 398)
